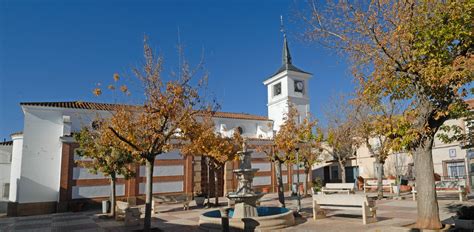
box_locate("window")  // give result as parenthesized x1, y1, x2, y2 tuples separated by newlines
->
(273, 83, 281, 96)
(443, 160, 466, 179)
(3, 183, 9, 199)
(447, 161, 465, 178)
(236, 126, 243, 134)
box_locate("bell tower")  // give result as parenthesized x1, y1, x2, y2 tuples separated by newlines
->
(263, 16, 311, 132)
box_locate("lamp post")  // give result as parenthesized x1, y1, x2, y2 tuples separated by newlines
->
(206, 156, 211, 208)
(295, 147, 301, 212)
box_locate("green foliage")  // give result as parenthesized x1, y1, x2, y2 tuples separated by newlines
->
(274, 104, 322, 169)
(312, 177, 323, 192)
(74, 126, 136, 179)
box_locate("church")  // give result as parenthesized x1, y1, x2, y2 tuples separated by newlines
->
(0, 34, 313, 216)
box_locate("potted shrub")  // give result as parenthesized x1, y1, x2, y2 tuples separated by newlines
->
(194, 191, 206, 207)
(453, 206, 474, 230)
(312, 177, 323, 195)
(400, 185, 412, 192)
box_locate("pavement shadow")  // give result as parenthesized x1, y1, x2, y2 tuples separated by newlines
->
(330, 213, 391, 222)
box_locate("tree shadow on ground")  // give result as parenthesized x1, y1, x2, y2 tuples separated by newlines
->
(96, 216, 200, 232)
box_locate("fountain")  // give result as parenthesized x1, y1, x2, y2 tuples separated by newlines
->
(199, 140, 295, 231)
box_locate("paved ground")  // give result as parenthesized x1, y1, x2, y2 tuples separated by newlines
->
(0, 192, 472, 232)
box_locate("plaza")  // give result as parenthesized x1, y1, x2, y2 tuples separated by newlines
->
(1, 1, 472, 231)
(0, 192, 470, 231)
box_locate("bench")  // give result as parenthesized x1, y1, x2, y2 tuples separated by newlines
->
(152, 193, 192, 213)
(116, 201, 142, 226)
(363, 179, 395, 193)
(312, 194, 377, 225)
(321, 183, 355, 195)
(412, 180, 467, 202)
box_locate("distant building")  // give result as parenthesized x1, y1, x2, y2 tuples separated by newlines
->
(312, 100, 474, 191)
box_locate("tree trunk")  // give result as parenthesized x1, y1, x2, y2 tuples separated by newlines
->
(304, 168, 309, 196)
(414, 138, 442, 229)
(143, 157, 155, 232)
(214, 166, 219, 207)
(110, 174, 116, 217)
(274, 160, 286, 208)
(375, 159, 384, 200)
(339, 160, 346, 183)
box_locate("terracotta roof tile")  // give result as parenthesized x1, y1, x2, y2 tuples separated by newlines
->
(466, 99, 474, 109)
(210, 111, 269, 121)
(20, 101, 270, 121)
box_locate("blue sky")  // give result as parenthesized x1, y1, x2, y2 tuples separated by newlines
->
(0, 0, 355, 141)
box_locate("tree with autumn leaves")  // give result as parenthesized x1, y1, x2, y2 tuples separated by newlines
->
(353, 98, 403, 200)
(321, 96, 360, 183)
(74, 120, 136, 218)
(273, 104, 321, 204)
(93, 39, 214, 231)
(300, 1, 473, 229)
(182, 115, 242, 207)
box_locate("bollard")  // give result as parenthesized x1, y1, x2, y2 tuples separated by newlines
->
(220, 207, 230, 232)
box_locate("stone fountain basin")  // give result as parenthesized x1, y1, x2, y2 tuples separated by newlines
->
(232, 168, 259, 173)
(199, 207, 295, 231)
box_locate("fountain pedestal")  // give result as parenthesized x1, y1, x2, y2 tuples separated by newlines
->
(234, 202, 257, 218)
(225, 141, 265, 219)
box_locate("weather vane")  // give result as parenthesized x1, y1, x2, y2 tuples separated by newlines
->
(280, 15, 286, 38)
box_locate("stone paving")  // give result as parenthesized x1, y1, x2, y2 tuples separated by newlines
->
(0, 192, 472, 232)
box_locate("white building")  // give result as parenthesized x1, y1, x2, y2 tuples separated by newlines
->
(312, 100, 474, 191)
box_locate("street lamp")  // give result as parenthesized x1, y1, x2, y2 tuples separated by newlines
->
(295, 147, 301, 212)
(206, 156, 211, 208)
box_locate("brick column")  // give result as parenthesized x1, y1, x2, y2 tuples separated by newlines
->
(58, 142, 75, 212)
(223, 161, 234, 195)
(193, 155, 202, 194)
(126, 164, 140, 204)
(185, 155, 193, 194)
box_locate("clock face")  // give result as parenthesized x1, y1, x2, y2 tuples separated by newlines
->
(295, 81, 304, 92)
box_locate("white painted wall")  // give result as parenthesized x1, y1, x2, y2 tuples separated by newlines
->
(9, 134, 23, 202)
(72, 184, 125, 199)
(253, 176, 271, 186)
(215, 118, 273, 139)
(17, 107, 64, 203)
(139, 181, 183, 194)
(0, 144, 12, 200)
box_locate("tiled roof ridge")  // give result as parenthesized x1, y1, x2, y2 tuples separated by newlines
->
(20, 101, 270, 121)
(0, 140, 13, 146)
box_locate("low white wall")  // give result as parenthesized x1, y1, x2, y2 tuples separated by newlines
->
(252, 163, 271, 172)
(253, 176, 271, 186)
(139, 181, 183, 194)
(139, 165, 184, 177)
(72, 184, 125, 199)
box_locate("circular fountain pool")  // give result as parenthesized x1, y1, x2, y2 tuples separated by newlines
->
(199, 206, 295, 231)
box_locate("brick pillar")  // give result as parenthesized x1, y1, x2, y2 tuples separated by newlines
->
(58, 142, 75, 212)
(126, 164, 140, 205)
(193, 155, 202, 194)
(223, 161, 234, 195)
(185, 155, 193, 194)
